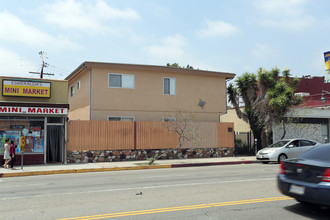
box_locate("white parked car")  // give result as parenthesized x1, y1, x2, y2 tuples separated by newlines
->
(256, 138, 320, 164)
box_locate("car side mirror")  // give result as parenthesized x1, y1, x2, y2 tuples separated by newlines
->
(287, 145, 294, 148)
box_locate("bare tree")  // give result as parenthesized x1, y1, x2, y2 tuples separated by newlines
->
(148, 110, 201, 165)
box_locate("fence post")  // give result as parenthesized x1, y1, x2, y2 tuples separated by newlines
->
(134, 121, 137, 150)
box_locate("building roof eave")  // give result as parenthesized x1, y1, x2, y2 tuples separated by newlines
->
(65, 61, 236, 80)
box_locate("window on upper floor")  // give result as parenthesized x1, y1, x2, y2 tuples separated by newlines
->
(108, 116, 135, 121)
(164, 77, 176, 95)
(109, 73, 135, 89)
(70, 85, 75, 97)
(77, 81, 81, 90)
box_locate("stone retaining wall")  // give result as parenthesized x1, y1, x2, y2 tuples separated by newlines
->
(67, 148, 234, 163)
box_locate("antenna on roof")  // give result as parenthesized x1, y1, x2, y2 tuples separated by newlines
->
(29, 51, 54, 78)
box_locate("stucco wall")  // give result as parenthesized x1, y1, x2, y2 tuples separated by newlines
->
(0, 76, 68, 104)
(220, 108, 251, 132)
(69, 65, 229, 122)
(272, 123, 322, 143)
(91, 110, 220, 122)
(68, 69, 90, 120)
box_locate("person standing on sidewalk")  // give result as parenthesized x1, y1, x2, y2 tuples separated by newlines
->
(9, 140, 16, 169)
(3, 138, 11, 168)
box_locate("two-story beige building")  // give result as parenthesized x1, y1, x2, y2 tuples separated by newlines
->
(65, 62, 235, 122)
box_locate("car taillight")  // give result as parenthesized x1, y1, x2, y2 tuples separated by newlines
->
(322, 169, 330, 182)
(280, 162, 285, 174)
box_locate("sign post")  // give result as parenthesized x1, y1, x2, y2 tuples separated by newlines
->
(21, 128, 28, 170)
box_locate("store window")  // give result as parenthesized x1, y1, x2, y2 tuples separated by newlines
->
(0, 117, 45, 154)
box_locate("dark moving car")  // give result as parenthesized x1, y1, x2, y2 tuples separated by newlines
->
(277, 144, 330, 206)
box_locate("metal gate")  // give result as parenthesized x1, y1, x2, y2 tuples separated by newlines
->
(234, 131, 255, 156)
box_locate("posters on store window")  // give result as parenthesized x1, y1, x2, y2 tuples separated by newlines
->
(24, 136, 35, 152)
(0, 131, 5, 154)
(0, 130, 44, 153)
(5, 131, 21, 153)
(34, 136, 44, 152)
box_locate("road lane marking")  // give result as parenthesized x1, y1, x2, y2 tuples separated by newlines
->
(57, 196, 293, 220)
(0, 177, 276, 200)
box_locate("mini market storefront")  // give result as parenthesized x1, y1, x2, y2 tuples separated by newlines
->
(0, 77, 69, 165)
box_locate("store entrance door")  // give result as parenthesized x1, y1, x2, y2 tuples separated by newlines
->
(46, 125, 64, 163)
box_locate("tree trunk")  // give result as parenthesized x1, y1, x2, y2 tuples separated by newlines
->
(280, 122, 286, 140)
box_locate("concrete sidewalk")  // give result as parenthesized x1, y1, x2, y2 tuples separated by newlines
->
(0, 156, 258, 178)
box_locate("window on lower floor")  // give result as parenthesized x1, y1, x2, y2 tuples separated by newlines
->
(108, 116, 135, 121)
(163, 117, 176, 122)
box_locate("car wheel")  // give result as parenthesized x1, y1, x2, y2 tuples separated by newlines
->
(262, 162, 269, 164)
(278, 154, 287, 163)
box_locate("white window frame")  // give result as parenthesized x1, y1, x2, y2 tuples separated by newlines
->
(77, 81, 81, 90)
(108, 116, 135, 121)
(70, 84, 75, 97)
(163, 77, 176, 95)
(109, 73, 135, 89)
(163, 117, 176, 122)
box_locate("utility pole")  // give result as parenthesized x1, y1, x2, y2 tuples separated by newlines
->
(40, 51, 47, 78)
(29, 51, 54, 78)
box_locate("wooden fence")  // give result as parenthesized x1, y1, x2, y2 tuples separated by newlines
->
(67, 121, 234, 151)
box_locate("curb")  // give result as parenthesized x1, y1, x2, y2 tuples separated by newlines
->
(0, 160, 258, 178)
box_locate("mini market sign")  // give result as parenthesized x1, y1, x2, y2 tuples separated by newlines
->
(2, 79, 51, 98)
(0, 106, 67, 115)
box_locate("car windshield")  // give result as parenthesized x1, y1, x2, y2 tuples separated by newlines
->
(267, 140, 290, 148)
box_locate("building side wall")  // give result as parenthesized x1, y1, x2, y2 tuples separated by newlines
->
(68, 69, 91, 120)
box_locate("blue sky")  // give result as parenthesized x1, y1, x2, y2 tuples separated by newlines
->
(0, 0, 329, 80)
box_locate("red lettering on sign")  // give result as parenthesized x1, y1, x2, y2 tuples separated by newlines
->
(5, 88, 19, 94)
(23, 88, 30, 94)
(11, 107, 21, 113)
(28, 108, 36, 113)
(0, 107, 66, 115)
(22, 88, 49, 96)
(31, 127, 41, 131)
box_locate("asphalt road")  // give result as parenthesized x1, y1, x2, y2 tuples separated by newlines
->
(1, 163, 329, 220)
